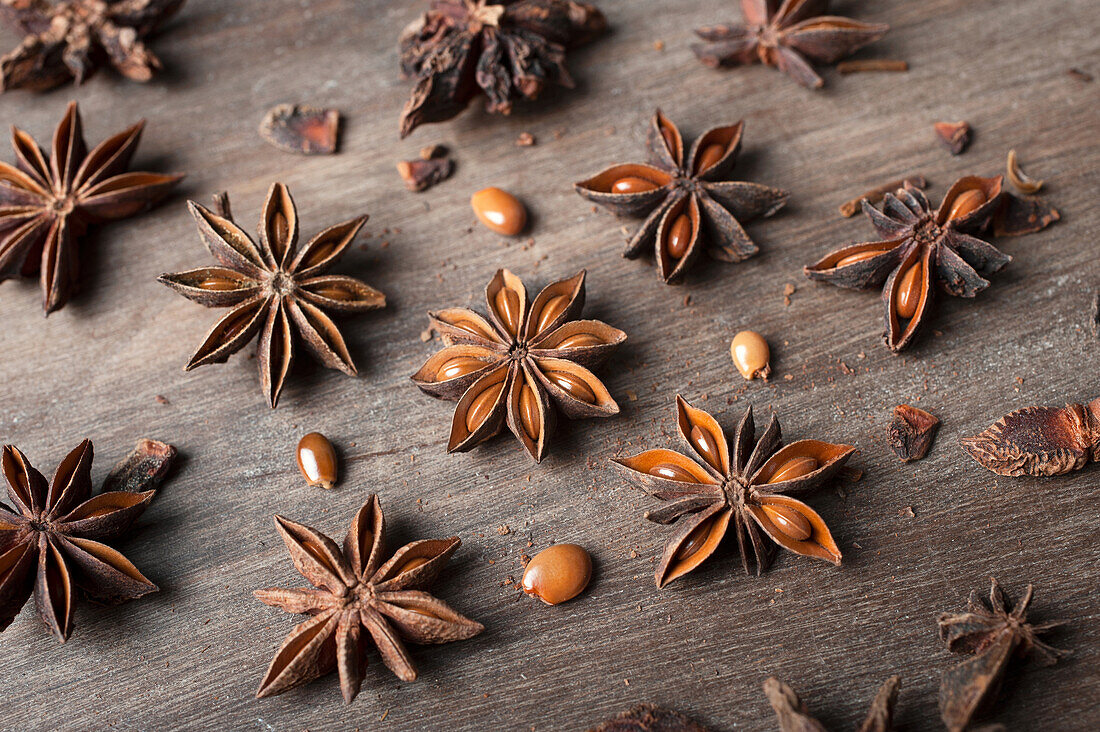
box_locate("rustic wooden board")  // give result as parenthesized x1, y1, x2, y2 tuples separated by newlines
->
(1, 0, 1098, 730)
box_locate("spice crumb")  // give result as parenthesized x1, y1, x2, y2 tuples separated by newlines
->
(653, 40, 665, 51)
(515, 132, 536, 146)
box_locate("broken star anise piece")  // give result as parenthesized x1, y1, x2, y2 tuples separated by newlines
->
(159, 183, 386, 408)
(764, 675, 901, 732)
(0, 438, 177, 642)
(692, 0, 889, 89)
(0, 101, 183, 314)
(412, 269, 626, 462)
(575, 109, 787, 284)
(614, 396, 854, 587)
(961, 397, 1100, 477)
(398, 0, 606, 138)
(0, 0, 185, 92)
(254, 494, 484, 704)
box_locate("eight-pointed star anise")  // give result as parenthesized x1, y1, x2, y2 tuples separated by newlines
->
(398, 0, 606, 138)
(0, 101, 182, 313)
(614, 397, 853, 587)
(575, 110, 787, 284)
(158, 183, 386, 408)
(412, 269, 626, 462)
(692, 0, 889, 89)
(0, 0, 185, 92)
(254, 494, 484, 704)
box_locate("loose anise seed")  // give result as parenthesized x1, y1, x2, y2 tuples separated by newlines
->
(465, 378, 506, 432)
(689, 425, 722, 470)
(766, 456, 819, 484)
(199, 275, 241, 290)
(522, 544, 593, 605)
(665, 214, 693, 259)
(297, 432, 338, 490)
(519, 384, 541, 441)
(436, 356, 485, 381)
(545, 370, 596, 403)
(694, 142, 725, 174)
(535, 294, 570, 334)
(471, 187, 527, 236)
(649, 462, 699, 482)
(761, 504, 813, 541)
(674, 518, 713, 560)
(557, 332, 603, 349)
(494, 288, 522, 336)
(946, 189, 985, 220)
(611, 176, 660, 194)
(730, 330, 770, 380)
(836, 250, 882, 267)
(895, 263, 923, 319)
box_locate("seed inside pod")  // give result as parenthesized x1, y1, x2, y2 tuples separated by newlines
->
(694, 142, 726, 173)
(451, 316, 495, 340)
(761, 504, 812, 541)
(730, 330, 770, 380)
(556, 332, 603, 349)
(689, 425, 722, 470)
(895, 262, 923, 319)
(648, 461, 698, 482)
(535, 294, 570, 334)
(767, 456, 819, 484)
(435, 356, 485, 381)
(946, 188, 985, 221)
(519, 383, 540, 441)
(660, 126, 677, 154)
(296, 432, 337, 490)
(611, 176, 659, 194)
(494, 287, 522, 336)
(522, 544, 592, 605)
(312, 283, 358, 301)
(471, 186, 526, 235)
(397, 555, 431, 573)
(674, 518, 713, 560)
(545, 370, 595, 403)
(465, 376, 505, 433)
(836, 250, 881, 267)
(199, 274, 241, 290)
(664, 213, 693, 259)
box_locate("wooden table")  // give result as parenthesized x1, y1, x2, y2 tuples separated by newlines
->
(1, 1, 1097, 729)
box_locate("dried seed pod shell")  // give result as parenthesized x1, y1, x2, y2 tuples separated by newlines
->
(934, 120, 971, 155)
(1006, 149, 1043, 194)
(259, 105, 340, 156)
(961, 398, 1100, 476)
(574, 164, 674, 216)
(590, 703, 711, 732)
(447, 365, 511, 452)
(751, 440, 857, 495)
(531, 319, 627, 369)
(657, 505, 731, 588)
(746, 495, 841, 565)
(688, 122, 743, 180)
(888, 404, 941, 461)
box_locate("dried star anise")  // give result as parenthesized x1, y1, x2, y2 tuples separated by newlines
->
(692, 0, 889, 89)
(254, 494, 484, 704)
(764, 676, 900, 732)
(0, 438, 176, 641)
(937, 578, 1070, 732)
(961, 397, 1100, 476)
(575, 110, 787, 284)
(0, 101, 182, 313)
(412, 269, 625, 462)
(0, 0, 184, 92)
(398, 0, 606, 138)
(804, 176, 1060, 352)
(589, 703, 712, 732)
(158, 183, 386, 408)
(614, 397, 853, 586)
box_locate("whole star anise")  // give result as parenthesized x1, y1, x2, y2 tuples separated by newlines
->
(412, 269, 626, 462)
(804, 176, 1059, 352)
(764, 676, 901, 732)
(254, 494, 484, 704)
(575, 110, 787, 284)
(0, 101, 182, 313)
(0, 0, 185, 92)
(692, 0, 889, 89)
(614, 397, 854, 587)
(398, 0, 606, 138)
(0, 438, 176, 642)
(158, 183, 386, 408)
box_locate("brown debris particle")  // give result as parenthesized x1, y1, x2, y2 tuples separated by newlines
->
(154, 394, 169, 405)
(888, 404, 940, 461)
(934, 120, 971, 155)
(497, 525, 510, 535)
(839, 175, 927, 217)
(1067, 67, 1094, 82)
(259, 104, 340, 155)
(1091, 293, 1099, 338)
(397, 145, 455, 192)
(836, 59, 908, 74)
(900, 505, 916, 518)
(420, 144, 446, 160)
(515, 132, 536, 146)
(420, 328, 434, 342)
(782, 282, 796, 306)
(653, 40, 665, 52)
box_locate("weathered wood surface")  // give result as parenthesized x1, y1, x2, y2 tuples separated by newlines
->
(1, 1, 1098, 730)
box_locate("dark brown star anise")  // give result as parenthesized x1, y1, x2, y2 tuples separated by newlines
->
(0, 0, 185, 92)
(575, 110, 787, 284)
(412, 269, 625, 462)
(692, 0, 889, 89)
(764, 676, 901, 732)
(0, 101, 182, 313)
(804, 176, 1060, 352)
(962, 397, 1100, 476)
(614, 397, 854, 587)
(0, 438, 176, 642)
(398, 0, 606, 138)
(158, 183, 386, 408)
(254, 494, 484, 704)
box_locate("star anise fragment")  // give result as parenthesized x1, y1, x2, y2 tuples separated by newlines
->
(937, 578, 1070, 732)
(398, 0, 606, 138)
(961, 397, 1099, 477)
(0, 0, 185, 92)
(412, 269, 625, 462)
(764, 676, 900, 732)
(588, 703, 712, 732)
(804, 176, 1060, 352)
(0, 438, 176, 641)
(575, 110, 787, 284)
(254, 494, 483, 704)
(887, 404, 939, 462)
(158, 183, 386, 408)
(0, 101, 182, 313)
(614, 396, 853, 586)
(692, 0, 889, 89)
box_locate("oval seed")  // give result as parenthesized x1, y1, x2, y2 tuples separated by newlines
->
(296, 432, 337, 490)
(648, 462, 698, 483)
(494, 287, 522, 336)
(519, 383, 541, 442)
(946, 188, 986, 221)
(464, 378, 505, 433)
(312, 284, 358, 301)
(761, 504, 813, 542)
(674, 517, 713, 560)
(611, 176, 659, 194)
(766, 456, 819, 484)
(660, 126, 677, 155)
(664, 213, 693, 259)
(545, 370, 596, 403)
(398, 555, 430, 573)
(450, 316, 494, 340)
(895, 262, 923, 320)
(730, 330, 770, 380)
(522, 544, 592, 605)
(835, 250, 882, 267)
(556, 332, 603, 349)
(471, 186, 527, 236)
(301, 240, 339, 269)
(199, 275, 241, 291)
(694, 142, 726, 174)
(221, 308, 255, 339)
(435, 356, 485, 381)
(689, 425, 722, 470)
(535, 294, 570, 334)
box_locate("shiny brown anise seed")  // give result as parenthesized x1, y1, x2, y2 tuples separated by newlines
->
(436, 356, 485, 381)
(297, 432, 338, 490)
(452, 316, 495, 340)
(199, 275, 242, 291)
(495, 287, 522, 336)
(536, 295, 570, 333)
(761, 504, 812, 541)
(649, 462, 698, 482)
(611, 176, 660, 194)
(471, 187, 527, 236)
(398, 556, 431, 572)
(946, 189, 986, 220)
(895, 262, 923, 319)
(674, 519, 713, 560)
(836, 250, 882, 267)
(694, 143, 725, 173)
(312, 284, 359, 301)
(689, 424, 723, 470)
(465, 377, 506, 432)
(546, 370, 596, 403)
(519, 384, 541, 441)
(766, 456, 819, 484)
(557, 333, 603, 349)
(665, 214, 693, 259)
(522, 544, 593, 605)
(730, 330, 770, 380)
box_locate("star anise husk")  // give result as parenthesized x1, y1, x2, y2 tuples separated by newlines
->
(412, 269, 625, 462)
(614, 396, 853, 587)
(961, 397, 1100, 477)
(254, 494, 484, 704)
(764, 675, 901, 732)
(937, 578, 1070, 732)
(398, 0, 606, 138)
(158, 183, 386, 408)
(588, 703, 713, 732)
(0, 438, 176, 642)
(0, 0, 185, 92)
(575, 110, 787, 284)
(0, 101, 183, 313)
(804, 176, 1060, 352)
(692, 0, 889, 89)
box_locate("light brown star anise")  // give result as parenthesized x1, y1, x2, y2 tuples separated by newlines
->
(158, 183, 386, 408)
(0, 0, 185, 92)
(254, 494, 484, 704)
(614, 397, 854, 587)
(0, 101, 182, 313)
(412, 269, 626, 462)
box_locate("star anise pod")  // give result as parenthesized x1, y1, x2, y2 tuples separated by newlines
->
(575, 110, 787, 284)
(962, 397, 1100, 477)
(614, 396, 854, 587)
(398, 0, 606, 138)
(692, 0, 889, 89)
(764, 676, 901, 732)
(937, 578, 1070, 732)
(804, 176, 1060, 352)
(158, 183, 386, 408)
(412, 269, 626, 462)
(0, 0, 185, 92)
(0, 101, 182, 313)
(0, 438, 176, 641)
(254, 494, 484, 704)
